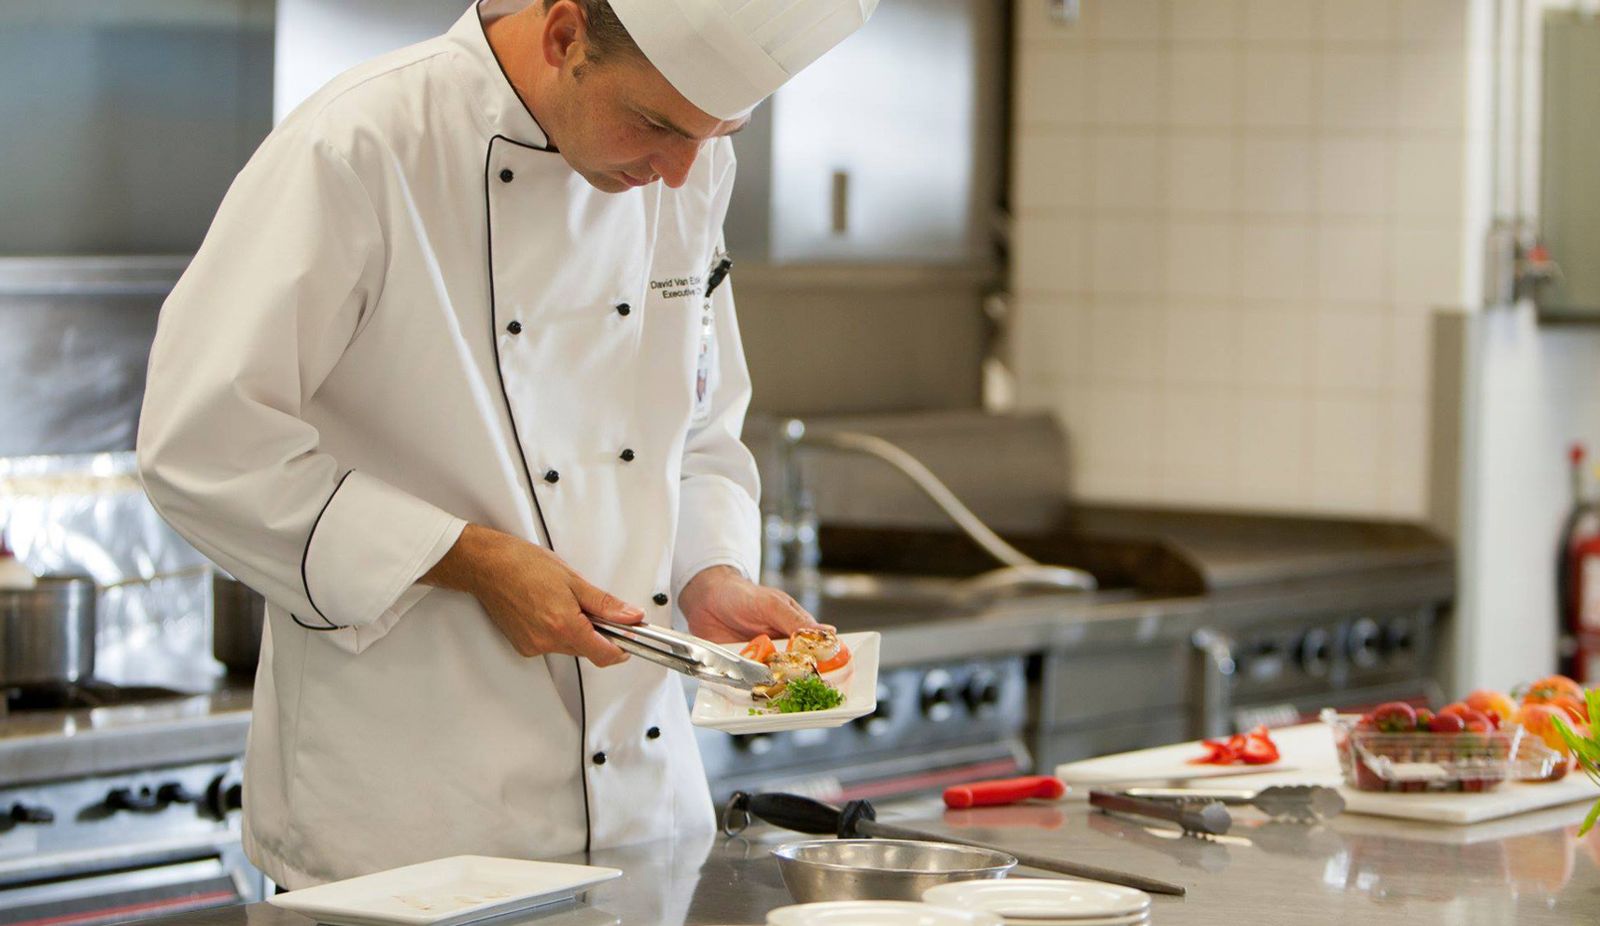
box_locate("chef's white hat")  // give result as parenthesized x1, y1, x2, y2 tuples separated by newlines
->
(608, 0, 879, 120)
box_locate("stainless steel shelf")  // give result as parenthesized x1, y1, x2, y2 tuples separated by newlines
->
(0, 256, 189, 299)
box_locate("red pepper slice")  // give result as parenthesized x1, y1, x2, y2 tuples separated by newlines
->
(1239, 736, 1280, 765)
(1190, 726, 1280, 765)
(1188, 739, 1236, 765)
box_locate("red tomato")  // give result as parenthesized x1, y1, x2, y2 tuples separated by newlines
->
(814, 642, 852, 674)
(740, 635, 776, 664)
(1372, 702, 1418, 733)
(1428, 712, 1467, 733)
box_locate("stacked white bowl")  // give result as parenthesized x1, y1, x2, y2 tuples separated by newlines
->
(763, 880, 1154, 926)
(921, 879, 1154, 926)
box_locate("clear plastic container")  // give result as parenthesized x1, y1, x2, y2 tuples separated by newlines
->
(1321, 709, 1560, 793)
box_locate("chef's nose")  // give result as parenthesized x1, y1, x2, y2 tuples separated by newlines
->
(652, 136, 703, 189)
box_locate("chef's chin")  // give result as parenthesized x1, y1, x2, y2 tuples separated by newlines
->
(572, 168, 635, 195)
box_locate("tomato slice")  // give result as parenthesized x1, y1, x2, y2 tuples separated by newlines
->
(740, 634, 776, 664)
(814, 642, 852, 674)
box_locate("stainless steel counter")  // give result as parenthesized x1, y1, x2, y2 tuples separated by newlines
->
(0, 549, 1450, 788)
(126, 798, 1600, 925)
(0, 684, 252, 787)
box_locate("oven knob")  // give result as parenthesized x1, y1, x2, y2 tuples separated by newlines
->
(920, 670, 956, 722)
(105, 787, 161, 813)
(1383, 618, 1415, 654)
(8, 803, 53, 825)
(203, 776, 244, 819)
(962, 672, 1002, 715)
(1297, 629, 1333, 677)
(156, 783, 199, 806)
(1348, 618, 1382, 669)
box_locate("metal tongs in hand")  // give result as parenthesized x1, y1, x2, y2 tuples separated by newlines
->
(590, 617, 774, 690)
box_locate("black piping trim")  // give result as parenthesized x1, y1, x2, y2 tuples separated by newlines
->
(476, 4, 560, 153)
(300, 470, 355, 629)
(483, 137, 591, 854)
(291, 613, 343, 632)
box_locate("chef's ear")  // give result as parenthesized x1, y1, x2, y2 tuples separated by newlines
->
(540, 0, 586, 71)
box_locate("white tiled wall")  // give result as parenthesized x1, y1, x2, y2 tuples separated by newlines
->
(1009, 0, 1479, 517)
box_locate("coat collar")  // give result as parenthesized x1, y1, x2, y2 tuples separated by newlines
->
(446, 0, 557, 151)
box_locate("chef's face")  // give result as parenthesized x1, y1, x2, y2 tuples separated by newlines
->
(540, 6, 748, 192)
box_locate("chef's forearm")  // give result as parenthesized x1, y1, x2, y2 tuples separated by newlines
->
(420, 523, 510, 599)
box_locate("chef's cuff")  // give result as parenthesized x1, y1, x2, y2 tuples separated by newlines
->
(302, 470, 466, 629)
(672, 474, 761, 598)
(673, 555, 751, 601)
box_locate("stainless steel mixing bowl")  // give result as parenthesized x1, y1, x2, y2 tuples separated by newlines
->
(772, 839, 1017, 902)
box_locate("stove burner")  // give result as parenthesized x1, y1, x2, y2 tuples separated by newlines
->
(3, 680, 189, 713)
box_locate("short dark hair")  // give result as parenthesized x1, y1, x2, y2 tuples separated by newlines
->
(544, 0, 643, 67)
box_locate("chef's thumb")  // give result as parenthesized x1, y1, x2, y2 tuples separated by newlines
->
(572, 578, 645, 624)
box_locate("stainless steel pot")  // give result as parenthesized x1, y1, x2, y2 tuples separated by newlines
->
(211, 574, 265, 675)
(0, 577, 96, 687)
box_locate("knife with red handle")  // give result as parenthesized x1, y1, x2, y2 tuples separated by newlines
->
(943, 775, 1067, 809)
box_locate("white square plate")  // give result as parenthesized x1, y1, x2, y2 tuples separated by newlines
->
(691, 631, 880, 734)
(921, 879, 1152, 921)
(267, 855, 621, 926)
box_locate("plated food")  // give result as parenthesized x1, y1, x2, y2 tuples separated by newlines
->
(742, 628, 853, 714)
(691, 630, 881, 734)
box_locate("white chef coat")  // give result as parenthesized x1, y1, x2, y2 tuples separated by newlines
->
(136, 0, 761, 888)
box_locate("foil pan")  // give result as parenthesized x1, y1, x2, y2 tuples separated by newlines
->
(0, 452, 220, 691)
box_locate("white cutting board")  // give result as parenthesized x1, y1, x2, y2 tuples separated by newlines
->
(1055, 724, 1341, 790)
(1337, 775, 1598, 824)
(1056, 723, 1599, 826)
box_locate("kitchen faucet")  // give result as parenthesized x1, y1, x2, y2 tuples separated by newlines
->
(762, 418, 1098, 598)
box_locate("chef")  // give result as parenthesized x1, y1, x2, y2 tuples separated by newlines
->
(136, 0, 876, 889)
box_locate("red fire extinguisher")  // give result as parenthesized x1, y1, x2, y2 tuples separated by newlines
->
(1559, 444, 1600, 682)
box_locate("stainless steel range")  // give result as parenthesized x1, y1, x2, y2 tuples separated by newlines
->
(1, 453, 262, 926)
(697, 412, 1454, 800)
(0, 683, 259, 926)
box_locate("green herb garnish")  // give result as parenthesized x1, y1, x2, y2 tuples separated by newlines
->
(1552, 688, 1600, 835)
(766, 675, 844, 714)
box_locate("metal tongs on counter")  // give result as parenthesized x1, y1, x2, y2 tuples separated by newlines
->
(1120, 784, 1345, 823)
(1090, 784, 1345, 836)
(590, 617, 774, 689)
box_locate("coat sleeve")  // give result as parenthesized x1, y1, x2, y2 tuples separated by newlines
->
(137, 127, 465, 646)
(671, 145, 763, 598)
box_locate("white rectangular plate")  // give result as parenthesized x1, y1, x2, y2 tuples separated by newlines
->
(691, 631, 880, 734)
(267, 855, 621, 926)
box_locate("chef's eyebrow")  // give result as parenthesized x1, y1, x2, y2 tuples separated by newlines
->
(640, 107, 749, 140)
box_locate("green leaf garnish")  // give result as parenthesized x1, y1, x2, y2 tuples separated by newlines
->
(765, 675, 845, 714)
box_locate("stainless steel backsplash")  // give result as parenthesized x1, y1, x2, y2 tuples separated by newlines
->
(0, 257, 186, 457)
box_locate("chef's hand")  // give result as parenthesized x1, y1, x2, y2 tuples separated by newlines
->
(421, 524, 643, 666)
(677, 565, 824, 644)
